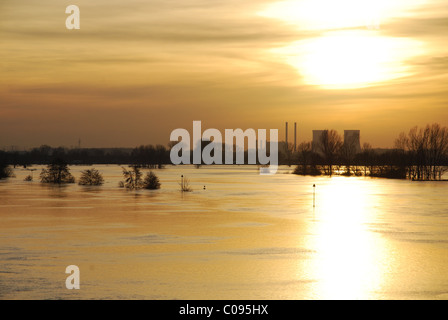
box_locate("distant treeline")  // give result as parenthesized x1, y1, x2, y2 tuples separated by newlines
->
(0, 145, 134, 166)
(1, 123, 447, 181)
(0, 143, 272, 167)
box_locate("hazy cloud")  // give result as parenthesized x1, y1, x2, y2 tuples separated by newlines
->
(1, 0, 448, 148)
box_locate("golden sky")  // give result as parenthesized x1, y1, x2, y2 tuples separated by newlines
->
(1, 0, 448, 149)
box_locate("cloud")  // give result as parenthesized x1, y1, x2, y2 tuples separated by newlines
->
(1, 0, 448, 148)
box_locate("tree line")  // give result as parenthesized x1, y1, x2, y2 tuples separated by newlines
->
(1, 123, 447, 181)
(292, 123, 448, 180)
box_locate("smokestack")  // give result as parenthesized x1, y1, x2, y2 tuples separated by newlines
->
(294, 122, 297, 152)
(285, 122, 288, 147)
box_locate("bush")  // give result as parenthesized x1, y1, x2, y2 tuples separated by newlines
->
(40, 159, 75, 184)
(143, 171, 161, 190)
(120, 166, 143, 190)
(78, 168, 104, 186)
(0, 165, 13, 180)
(0, 153, 13, 179)
(120, 167, 161, 190)
(179, 175, 192, 192)
(24, 175, 33, 181)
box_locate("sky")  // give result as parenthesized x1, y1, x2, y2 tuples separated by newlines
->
(1, 0, 448, 149)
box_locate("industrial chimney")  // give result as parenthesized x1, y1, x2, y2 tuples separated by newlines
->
(294, 122, 297, 152)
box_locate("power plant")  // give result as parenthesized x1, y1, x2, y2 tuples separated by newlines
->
(283, 123, 361, 155)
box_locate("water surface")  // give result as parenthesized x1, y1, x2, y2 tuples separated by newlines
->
(1, 165, 448, 299)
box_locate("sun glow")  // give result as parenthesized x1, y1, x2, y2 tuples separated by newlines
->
(259, 0, 427, 89)
(272, 31, 424, 89)
(258, 0, 427, 30)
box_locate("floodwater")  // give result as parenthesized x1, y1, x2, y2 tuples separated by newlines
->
(1, 165, 448, 300)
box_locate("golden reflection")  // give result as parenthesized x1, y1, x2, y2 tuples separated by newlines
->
(308, 178, 385, 299)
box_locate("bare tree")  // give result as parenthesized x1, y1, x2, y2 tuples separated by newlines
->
(359, 142, 374, 176)
(340, 138, 359, 176)
(294, 141, 321, 175)
(426, 123, 448, 180)
(121, 166, 143, 190)
(394, 123, 448, 180)
(319, 130, 343, 176)
(283, 142, 295, 166)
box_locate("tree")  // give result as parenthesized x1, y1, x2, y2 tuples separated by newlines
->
(143, 171, 161, 189)
(121, 166, 143, 190)
(0, 163, 13, 180)
(0, 151, 13, 180)
(340, 135, 360, 176)
(358, 142, 374, 176)
(155, 145, 168, 168)
(394, 123, 448, 180)
(78, 168, 104, 186)
(320, 130, 343, 176)
(40, 158, 75, 184)
(293, 142, 321, 175)
(426, 123, 448, 180)
(132, 144, 169, 169)
(120, 167, 161, 190)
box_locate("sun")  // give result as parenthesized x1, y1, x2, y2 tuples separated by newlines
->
(258, 0, 427, 89)
(272, 30, 424, 89)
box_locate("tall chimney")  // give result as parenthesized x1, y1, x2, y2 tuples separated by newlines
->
(285, 122, 288, 148)
(294, 122, 297, 152)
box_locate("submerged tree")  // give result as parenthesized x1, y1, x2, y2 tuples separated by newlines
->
(0, 165, 13, 180)
(179, 175, 192, 192)
(131, 144, 169, 169)
(294, 141, 321, 176)
(319, 130, 343, 176)
(40, 159, 75, 184)
(0, 152, 13, 180)
(143, 171, 161, 190)
(0, 163, 13, 180)
(78, 168, 104, 186)
(395, 123, 448, 180)
(120, 166, 161, 190)
(121, 166, 143, 190)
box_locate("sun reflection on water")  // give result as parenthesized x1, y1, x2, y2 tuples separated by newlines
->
(307, 178, 386, 299)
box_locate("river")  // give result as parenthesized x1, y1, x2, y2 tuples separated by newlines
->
(1, 165, 447, 299)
